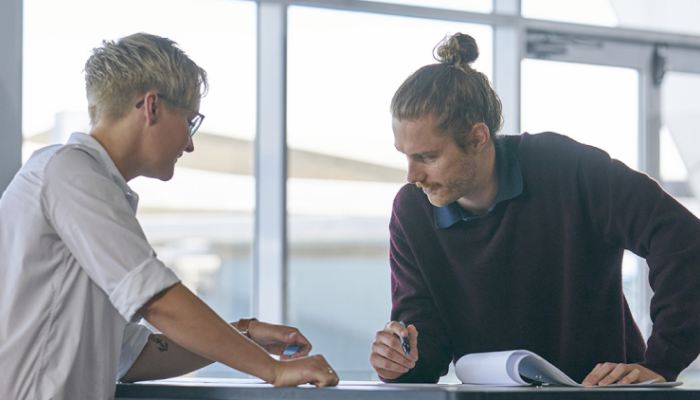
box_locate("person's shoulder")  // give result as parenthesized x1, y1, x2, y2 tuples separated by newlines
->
(514, 132, 594, 164)
(14, 143, 98, 183)
(518, 132, 581, 151)
(35, 144, 114, 205)
(21, 144, 62, 171)
(43, 143, 108, 179)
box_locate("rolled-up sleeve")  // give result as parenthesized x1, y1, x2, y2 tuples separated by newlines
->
(111, 259, 180, 322)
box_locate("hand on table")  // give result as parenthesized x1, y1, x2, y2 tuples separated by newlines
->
(582, 363, 665, 386)
(271, 355, 339, 387)
(369, 321, 418, 380)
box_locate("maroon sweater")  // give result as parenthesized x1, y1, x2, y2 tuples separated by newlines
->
(387, 132, 700, 383)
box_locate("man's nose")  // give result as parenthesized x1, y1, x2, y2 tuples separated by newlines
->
(185, 137, 195, 153)
(406, 160, 425, 184)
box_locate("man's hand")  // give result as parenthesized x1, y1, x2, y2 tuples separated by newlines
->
(271, 355, 339, 387)
(369, 321, 418, 380)
(244, 320, 312, 359)
(582, 363, 665, 386)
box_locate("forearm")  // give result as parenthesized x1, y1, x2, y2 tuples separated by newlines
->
(137, 283, 279, 383)
(120, 333, 214, 382)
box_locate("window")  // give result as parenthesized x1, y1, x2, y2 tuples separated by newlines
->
(287, 5, 492, 381)
(521, 59, 638, 169)
(522, 0, 618, 26)
(523, 0, 700, 36)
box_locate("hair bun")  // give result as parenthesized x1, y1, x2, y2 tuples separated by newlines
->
(435, 33, 479, 71)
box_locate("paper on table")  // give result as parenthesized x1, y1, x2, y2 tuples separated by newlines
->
(456, 350, 527, 385)
(455, 350, 682, 387)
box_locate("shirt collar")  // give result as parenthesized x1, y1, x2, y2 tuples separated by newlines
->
(66, 132, 140, 213)
(433, 137, 523, 229)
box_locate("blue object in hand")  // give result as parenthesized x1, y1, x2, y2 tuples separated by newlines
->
(399, 321, 410, 356)
(283, 345, 301, 356)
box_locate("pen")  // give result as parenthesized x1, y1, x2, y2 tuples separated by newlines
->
(399, 321, 410, 356)
(283, 345, 301, 356)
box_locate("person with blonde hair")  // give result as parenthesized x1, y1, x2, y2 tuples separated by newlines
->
(0, 33, 337, 400)
(369, 32, 700, 386)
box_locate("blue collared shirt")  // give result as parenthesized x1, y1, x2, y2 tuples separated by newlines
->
(433, 137, 523, 229)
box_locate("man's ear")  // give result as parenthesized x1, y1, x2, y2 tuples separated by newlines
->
(142, 91, 160, 126)
(468, 123, 490, 151)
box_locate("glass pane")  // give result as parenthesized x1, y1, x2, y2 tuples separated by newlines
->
(358, 0, 491, 13)
(287, 6, 493, 382)
(521, 59, 649, 337)
(23, 0, 256, 378)
(523, 0, 700, 36)
(660, 71, 700, 385)
(521, 59, 638, 169)
(660, 126, 688, 182)
(521, 0, 619, 26)
(661, 72, 700, 187)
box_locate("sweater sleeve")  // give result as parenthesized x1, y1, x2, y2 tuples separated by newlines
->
(382, 191, 453, 383)
(575, 142, 700, 381)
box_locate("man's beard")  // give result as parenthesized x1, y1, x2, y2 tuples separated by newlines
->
(415, 158, 478, 207)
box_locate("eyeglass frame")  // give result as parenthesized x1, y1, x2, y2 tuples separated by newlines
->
(135, 94, 205, 137)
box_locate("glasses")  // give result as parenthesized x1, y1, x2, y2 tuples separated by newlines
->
(135, 94, 205, 137)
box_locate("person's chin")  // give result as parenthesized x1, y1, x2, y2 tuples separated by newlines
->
(160, 170, 175, 181)
(425, 193, 450, 207)
(153, 167, 175, 181)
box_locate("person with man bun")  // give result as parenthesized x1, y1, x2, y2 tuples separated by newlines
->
(0, 33, 338, 400)
(369, 32, 700, 386)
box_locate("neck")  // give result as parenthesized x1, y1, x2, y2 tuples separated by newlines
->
(456, 142, 498, 215)
(89, 118, 143, 182)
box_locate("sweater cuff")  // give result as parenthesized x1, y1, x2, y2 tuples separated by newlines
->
(379, 370, 419, 383)
(378, 366, 440, 384)
(637, 362, 679, 382)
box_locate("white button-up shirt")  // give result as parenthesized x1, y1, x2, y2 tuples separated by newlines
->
(0, 133, 180, 400)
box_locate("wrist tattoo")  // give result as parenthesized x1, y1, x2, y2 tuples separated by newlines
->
(150, 336, 169, 353)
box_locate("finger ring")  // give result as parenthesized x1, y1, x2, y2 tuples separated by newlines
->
(328, 368, 334, 375)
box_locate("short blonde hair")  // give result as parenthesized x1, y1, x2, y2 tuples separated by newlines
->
(391, 33, 502, 148)
(84, 33, 208, 125)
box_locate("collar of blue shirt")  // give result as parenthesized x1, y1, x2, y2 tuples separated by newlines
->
(433, 136, 523, 229)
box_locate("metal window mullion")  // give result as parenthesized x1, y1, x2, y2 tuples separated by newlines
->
(639, 55, 662, 181)
(287, 0, 514, 25)
(493, 0, 519, 15)
(636, 56, 662, 340)
(524, 34, 651, 69)
(666, 47, 700, 75)
(493, 30, 522, 135)
(493, 0, 522, 136)
(254, 0, 287, 325)
(0, 0, 23, 193)
(524, 18, 700, 51)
